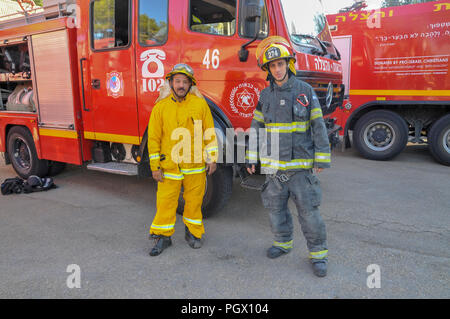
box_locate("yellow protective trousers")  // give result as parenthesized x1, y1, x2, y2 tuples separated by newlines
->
(150, 172, 206, 239)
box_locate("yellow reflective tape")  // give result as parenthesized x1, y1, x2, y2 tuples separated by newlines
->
(151, 223, 175, 230)
(274, 240, 293, 249)
(84, 131, 140, 145)
(192, 14, 202, 24)
(149, 153, 160, 160)
(180, 167, 206, 175)
(206, 146, 218, 154)
(183, 216, 202, 225)
(309, 250, 328, 259)
(315, 153, 331, 163)
(254, 110, 264, 117)
(84, 131, 96, 140)
(163, 173, 184, 180)
(266, 121, 310, 133)
(253, 112, 265, 123)
(349, 89, 450, 97)
(310, 108, 323, 120)
(260, 157, 314, 165)
(265, 121, 308, 127)
(39, 128, 78, 139)
(260, 158, 314, 170)
(253, 116, 265, 123)
(261, 163, 314, 170)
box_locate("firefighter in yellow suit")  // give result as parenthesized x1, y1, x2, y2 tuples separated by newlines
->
(147, 64, 218, 256)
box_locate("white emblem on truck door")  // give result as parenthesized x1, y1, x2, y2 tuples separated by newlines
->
(141, 49, 166, 78)
(141, 49, 166, 92)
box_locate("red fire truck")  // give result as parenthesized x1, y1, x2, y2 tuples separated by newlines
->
(0, 0, 343, 215)
(327, 0, 450, 165)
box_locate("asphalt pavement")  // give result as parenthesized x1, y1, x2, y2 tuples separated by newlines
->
(0, 145, 449, 298)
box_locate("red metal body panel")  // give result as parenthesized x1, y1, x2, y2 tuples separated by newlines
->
(39, 135, 80, 164)
(82, 1, 140, 144)
(0, 113, 40, 156)
(327, 0, 450, 135)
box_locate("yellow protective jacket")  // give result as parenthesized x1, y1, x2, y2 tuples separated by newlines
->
(147, 92, 218, 180)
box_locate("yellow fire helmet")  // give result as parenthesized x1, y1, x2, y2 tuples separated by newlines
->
(165, 63, 197, 85)
(256, 36, 296, 75)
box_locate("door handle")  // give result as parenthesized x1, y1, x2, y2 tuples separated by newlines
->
(91, 79, 101, 89)
(79, 58, 89, 111)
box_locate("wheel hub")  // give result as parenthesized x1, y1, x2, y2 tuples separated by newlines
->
(372, 128, 388, 143)
(364, 122, 395, 151)
(14, 138, 31, 169)
(444, 128, 450, 153)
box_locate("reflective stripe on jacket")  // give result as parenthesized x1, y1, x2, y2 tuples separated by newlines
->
(246, 76, 331, 171)
(148, 92, 218, 179)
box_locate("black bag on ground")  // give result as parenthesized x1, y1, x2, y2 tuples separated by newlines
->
(1, 175, 57, 195)
(1, 177, 24, 195)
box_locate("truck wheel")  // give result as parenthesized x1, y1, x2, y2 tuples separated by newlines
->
(7, 126, 49, 179)
(353, 110, 408, 161)
(428, 114, 450, 166)
(177, 165, 233, 218)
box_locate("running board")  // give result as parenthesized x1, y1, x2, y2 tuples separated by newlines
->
(86, 162, 138, 176)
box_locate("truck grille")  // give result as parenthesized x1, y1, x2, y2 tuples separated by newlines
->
(306, 81, 344, 116)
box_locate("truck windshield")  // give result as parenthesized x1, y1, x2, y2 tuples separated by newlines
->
(280, 0, 336, 57)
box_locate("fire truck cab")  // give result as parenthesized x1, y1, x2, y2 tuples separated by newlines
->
(0, 0, 343, 215)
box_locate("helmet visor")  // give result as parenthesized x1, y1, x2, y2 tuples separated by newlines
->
(172, 63, 194, 76)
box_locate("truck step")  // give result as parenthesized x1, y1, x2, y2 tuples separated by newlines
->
(86, 162, 138, 176)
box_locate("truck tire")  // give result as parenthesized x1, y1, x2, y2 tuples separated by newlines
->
(177, 165, 233, 218)
(7, 126, 48, 179)
(428, 114, 450, 166)
(353, 110, 408, 161)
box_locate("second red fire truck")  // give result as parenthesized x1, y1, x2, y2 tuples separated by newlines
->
(327, 0, 450, 165)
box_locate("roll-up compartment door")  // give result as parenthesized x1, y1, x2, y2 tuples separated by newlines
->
(32, 29, 75, 129)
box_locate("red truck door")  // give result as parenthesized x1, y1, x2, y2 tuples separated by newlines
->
(181, 0, 270, 130)
(85, 0, 140, 145)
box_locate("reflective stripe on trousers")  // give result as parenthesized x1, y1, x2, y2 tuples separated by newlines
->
(261, 170, 328, 261)
(150, 172, 206, 238)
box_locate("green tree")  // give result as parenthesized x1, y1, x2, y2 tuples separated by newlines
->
(381, 0, 435, 7)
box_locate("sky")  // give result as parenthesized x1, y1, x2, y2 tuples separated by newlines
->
(321, 0, 385, 14)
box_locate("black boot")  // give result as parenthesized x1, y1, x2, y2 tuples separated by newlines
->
(267, 246, 290, 259)
(149, 235, 172, 256)
(312, 261, 327, 277)
(185, 226, 202, 249)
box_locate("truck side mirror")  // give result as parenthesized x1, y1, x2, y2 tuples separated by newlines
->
(239, 3, 262, 62)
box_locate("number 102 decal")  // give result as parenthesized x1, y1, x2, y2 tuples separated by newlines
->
(143, 78, 165, 93)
